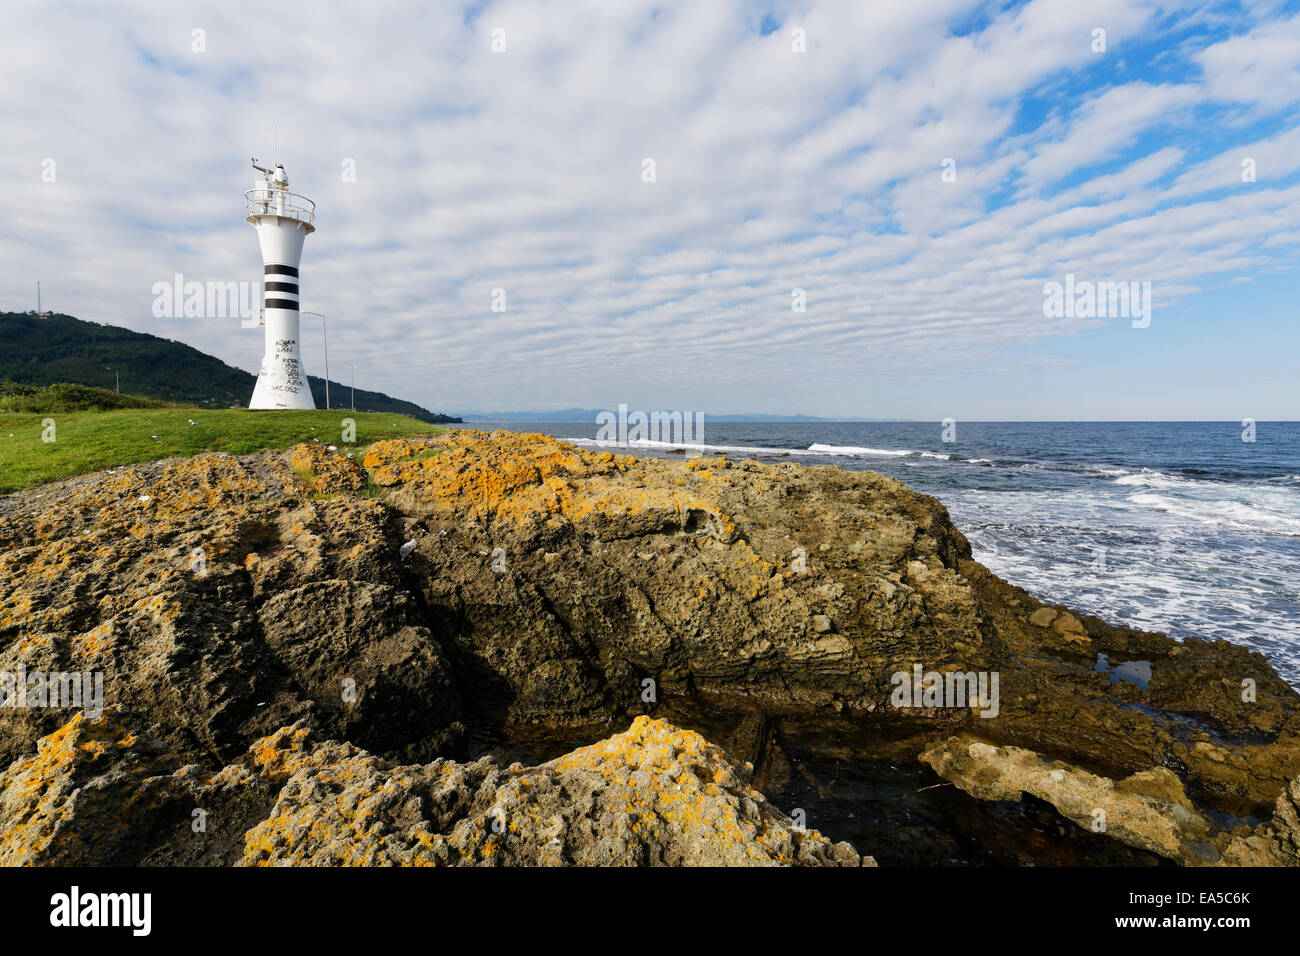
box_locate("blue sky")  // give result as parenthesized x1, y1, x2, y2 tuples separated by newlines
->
(1, 0, 1298, 419)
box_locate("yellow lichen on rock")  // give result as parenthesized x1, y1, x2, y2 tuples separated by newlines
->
(287, 443, 367, 494)
(234, 715, 868, 867)
(0, 711, 178, 866)
(543, 715, 848, 865)
(361, 430, 737, 536)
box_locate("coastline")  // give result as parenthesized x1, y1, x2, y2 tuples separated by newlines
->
(1, 429, 1297, 866)
(480, 420, 1300, 689)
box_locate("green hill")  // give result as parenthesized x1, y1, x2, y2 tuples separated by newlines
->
(0, 311, 460, 423)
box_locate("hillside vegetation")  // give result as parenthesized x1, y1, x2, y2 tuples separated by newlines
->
(0, 407, 445, 493)
(0, 311, 460, 422)
(0, 382, 171, 413)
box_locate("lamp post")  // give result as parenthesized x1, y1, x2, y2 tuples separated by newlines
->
(341, 363, 355, 412)
(302, 311, 329, 410)
(104, 367, 119, 393)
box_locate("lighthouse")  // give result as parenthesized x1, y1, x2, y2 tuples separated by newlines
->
(246, 159, 316, 409)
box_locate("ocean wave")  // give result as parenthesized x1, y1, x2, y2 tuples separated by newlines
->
(565, 439, 1297, 496)
(1114, 467, 1300, 493)
(571, 438, 963, 462)
(806, 443, 911, 457)
(1124, 492, 1300, 536)
(1113, 468, 1188, 489)
(568, 437, 808, 457)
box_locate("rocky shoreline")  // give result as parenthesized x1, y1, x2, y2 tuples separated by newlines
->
(0, 429, 1296, 865)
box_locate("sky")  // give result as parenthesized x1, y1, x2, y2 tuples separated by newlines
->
(1, 0, 1298, 420)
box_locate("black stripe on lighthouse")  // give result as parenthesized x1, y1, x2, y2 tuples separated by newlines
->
(264, 298, 300, 311)
(264, 281, 299, 294)
(264, 264, 300, 277)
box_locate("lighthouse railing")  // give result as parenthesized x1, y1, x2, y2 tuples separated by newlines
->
(245, 188, 316, 226)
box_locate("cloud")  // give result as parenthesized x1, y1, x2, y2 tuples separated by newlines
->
(1197, 12, 1300, 111)
(0, 0, 1297, 418)
(1019, 83, 1200, 189)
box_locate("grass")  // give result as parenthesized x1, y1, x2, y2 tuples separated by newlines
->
(0, 408, 447, 494)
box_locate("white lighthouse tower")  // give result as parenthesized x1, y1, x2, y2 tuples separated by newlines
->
(246, 158, 316, 409)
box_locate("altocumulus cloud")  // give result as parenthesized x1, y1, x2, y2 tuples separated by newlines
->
(1, 0, 1298, 418)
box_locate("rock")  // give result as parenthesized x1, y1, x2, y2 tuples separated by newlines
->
(920, 736, 1222, 865)
(362, 430, 999, 728)
(0, 451, 463, 767)
(1029, 607, 1058, 628)
(0, 709, 278, 866)
(0, 711, 868, 867)
(288, 443, 367, 494)
(254, 579, 462, 758)
(1219, 775, 1300, 866)
(2, 430, 1298, 866)
(241, 715, 869, 867)
(1052, 610, 1086, 636)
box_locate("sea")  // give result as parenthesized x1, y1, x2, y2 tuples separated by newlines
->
(480, 420, 1300, 688)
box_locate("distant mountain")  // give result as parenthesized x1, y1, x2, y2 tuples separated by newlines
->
(459, 408, 611, 422)
(0, 311, 460, 423)
(457, 408, 895, 422)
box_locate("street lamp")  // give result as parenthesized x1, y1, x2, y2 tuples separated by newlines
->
(104, 367, 119, 393)
(301, 311, 329, 410)
(341, 363, 355, 412)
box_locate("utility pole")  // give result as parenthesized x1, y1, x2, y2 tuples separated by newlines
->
(104, 367, 119, 393)
(342, 363, 355, 412)
(302, 312, 329, 410)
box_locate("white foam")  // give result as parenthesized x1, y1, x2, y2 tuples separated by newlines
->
(1113, 468, 1188, 489)
(807, 443, 911, 457)
(568, 437, 807, 457)
(1125, 492, 1300, 536)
